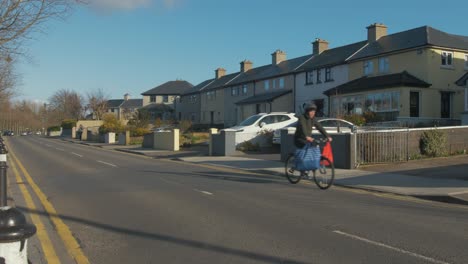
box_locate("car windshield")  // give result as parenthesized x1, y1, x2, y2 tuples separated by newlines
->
(239, 115, 263, 126)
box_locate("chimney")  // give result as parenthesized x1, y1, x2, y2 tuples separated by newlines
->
(240, 60, 253, 73)
(312, 39, 329, 55)
(367, 23, 387, 42)
(271, 50, 287, 65)
(124, 93, 130, 101)
(215, 68, 226, 79)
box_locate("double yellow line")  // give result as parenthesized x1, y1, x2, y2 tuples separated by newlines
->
(6, 141, 90, 264)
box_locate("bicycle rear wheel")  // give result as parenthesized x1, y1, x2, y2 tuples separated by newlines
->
(313, 156, 335, 190)
(285, 154, 302, 184)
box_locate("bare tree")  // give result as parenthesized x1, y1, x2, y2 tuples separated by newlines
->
(86, 88, 109, 120)
(49, 89, 83, 122)
(0, 55, 17, 101)
(0, 0, 83, 55)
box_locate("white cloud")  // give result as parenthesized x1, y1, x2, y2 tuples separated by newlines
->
(90, 0, 153, 11)
(89, 0, 182, 11)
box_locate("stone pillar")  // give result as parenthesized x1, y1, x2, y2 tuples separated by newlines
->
(125, 131, 131, 146)
(105, 132, 116, 144)
(209, 128, 218, 156)
(71, 127, 77, 139)
(81, 128, 88, 141)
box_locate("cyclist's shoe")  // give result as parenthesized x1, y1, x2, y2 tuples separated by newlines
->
(301, 171, 311, 179)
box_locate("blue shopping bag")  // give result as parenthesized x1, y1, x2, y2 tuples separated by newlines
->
(295, 144, 321, 171)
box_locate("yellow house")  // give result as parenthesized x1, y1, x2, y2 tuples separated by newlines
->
(325, 24, 468, 126)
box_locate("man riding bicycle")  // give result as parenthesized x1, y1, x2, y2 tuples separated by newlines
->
(294, 103, 332, 177)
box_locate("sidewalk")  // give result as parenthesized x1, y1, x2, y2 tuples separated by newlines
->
(58, 138, 468, 205)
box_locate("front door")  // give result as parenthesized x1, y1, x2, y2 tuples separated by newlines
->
(410, 92, 420, 117)
(441, 92, 451, 118)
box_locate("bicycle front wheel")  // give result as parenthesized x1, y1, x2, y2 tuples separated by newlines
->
(285, 154, 302, 184)
(313, 157, 335, 190)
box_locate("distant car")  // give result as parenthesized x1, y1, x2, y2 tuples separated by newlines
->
(272, 118, 357, 144)
(21, 132, 28, 136)
(152, 126, 173, 132)
(35, 131, 42, 135)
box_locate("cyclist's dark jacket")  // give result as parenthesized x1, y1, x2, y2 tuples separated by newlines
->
(294, 114, 329, 148)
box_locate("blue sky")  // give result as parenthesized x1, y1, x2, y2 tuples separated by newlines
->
(16, 0, 468, 103)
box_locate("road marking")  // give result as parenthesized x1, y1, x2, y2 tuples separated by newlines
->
(97, 160, 117, 167)
(9, 156, 61, 264)
(332, 230, 451, 264)
(71, 152, 83, 158)
(194, 189, 213, 196)
(46, 144, 52, 147)
(7, 145, 91, 264)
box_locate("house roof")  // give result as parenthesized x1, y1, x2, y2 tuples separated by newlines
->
(323, 71, 431, 96)
(235, 90, 292, 105)
(121, 99, 143, 109)
(107, 99, 124, 108)
(141, 103, 174, 112)
(203, 72, 241, 92)
(227, 55, 313, 86)
(182, 79, 215, 96)
(297, 41, 367, 71)
(349, 26, 468, 61)
(456, 72, 468, 87)
(142, 80, 194, 96)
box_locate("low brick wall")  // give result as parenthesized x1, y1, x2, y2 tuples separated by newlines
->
(407, 126, 468, 156)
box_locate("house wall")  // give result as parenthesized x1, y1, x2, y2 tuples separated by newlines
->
(175, 94, 201, 123)
(347, 47, 467, 119)
(223, 83, 255, 127)
(255, 75, 294, 95)
(143, 95, 177, 106)
(271, 93, 294, 113)
(200, 89, 225, 125)
(295, 64, 349, 116)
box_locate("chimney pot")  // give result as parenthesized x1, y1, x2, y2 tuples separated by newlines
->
(215, 68, 226, 79)
(367, 23, 388, 42)
(312, 39, 329, 55)
(240, 60, 253, 73)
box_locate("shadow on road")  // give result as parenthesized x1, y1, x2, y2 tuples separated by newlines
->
(18, 206, 311, 264)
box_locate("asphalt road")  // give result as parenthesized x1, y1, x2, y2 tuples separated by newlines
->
(6, 136, 468, 264)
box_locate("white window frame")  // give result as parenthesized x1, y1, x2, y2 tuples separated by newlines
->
(279, 77, 285, 89)
(441, 51, 454, 67)
(306, 71, 314, 84)
(231, 87, 238, 96)
(364, 60, 374, 76)
(325, 68, 333, 82)
(264, 80, 270, 91)
(272, 79, 277, 89)
(378, 57, 389, 73)
(465, 54, 468, 70)
(242, 85, 248, 95)
(316, 69, 322, 83)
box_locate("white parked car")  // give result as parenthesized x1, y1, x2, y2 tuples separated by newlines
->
(227, 113, 298, 133)
(272, 118, 357, 144)
(225, 113, 298, 145)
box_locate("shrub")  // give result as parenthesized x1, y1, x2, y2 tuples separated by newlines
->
(343, 114, 366, 126)
(362, 111, 382, 124)
(178, 120, 192, 134)
(420, 130, 447, 157)
(61, 119, 77, 129)
(131, 127, 151, 137)
(99, 114, 125, 134)
(179, 134, 192, 147)
(47, 126, 61, 132)
(236, 141, 260, 152)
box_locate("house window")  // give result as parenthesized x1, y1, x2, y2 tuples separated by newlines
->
(264, 80, 270, 91)
(379, 57, 389, 73)
(316, 69, 322, 83)
(231, 87, 238, 96)
(306, 71, 314, 84)
(279, 78, 285, 88)
(150, 95, 156, 103)
(325, 68, 333, 82)
(272, 79, 277, 89)
(364, 60, 374, 75)
(441, 51, 453, 67)
(242, 85, 248, 95)
(163, 95, 169, 103)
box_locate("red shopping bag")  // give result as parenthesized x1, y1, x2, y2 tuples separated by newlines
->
(321, 142, 334, 166)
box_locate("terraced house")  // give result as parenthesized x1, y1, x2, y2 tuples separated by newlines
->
(295, 39, 367, 116)
(324, 24, 468, 125)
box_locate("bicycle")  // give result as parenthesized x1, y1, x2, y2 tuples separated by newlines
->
(285, 138, 335, 190)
